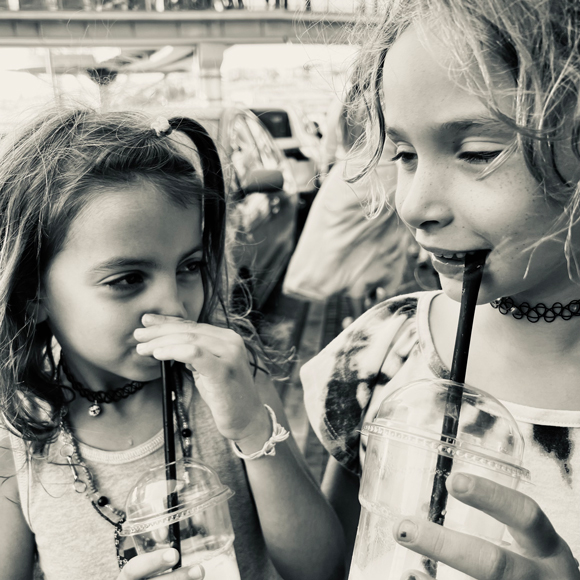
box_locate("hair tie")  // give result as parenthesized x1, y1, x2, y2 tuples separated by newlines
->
(151, 117, 173, 137)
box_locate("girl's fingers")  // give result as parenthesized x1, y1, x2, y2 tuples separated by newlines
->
(136, 333, 227, 359)
(144, 343, 217, 372)
(399, 570, 434, 580)
(393, 518, 535, 580)
(137, 316, 241, 344)
(117, 549, 204, 580)
(142, 314, 185, 326)
(447, 473, 560, 557)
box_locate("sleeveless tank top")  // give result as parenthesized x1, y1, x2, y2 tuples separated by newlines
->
(10, 374, 281, 580)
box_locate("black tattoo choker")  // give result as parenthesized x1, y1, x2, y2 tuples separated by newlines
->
(491, 296, 580, 323)
(60, 356, 146, 417)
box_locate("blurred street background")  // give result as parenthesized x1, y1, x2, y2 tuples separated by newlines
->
(0, 3, 405, 481)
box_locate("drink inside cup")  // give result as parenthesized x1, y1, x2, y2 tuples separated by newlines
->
(120, 458, 241, 580)
(349, 378, 530, 580)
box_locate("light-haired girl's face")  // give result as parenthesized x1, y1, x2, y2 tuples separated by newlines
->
(40, 181, 205, 388)
(383, 25, 579, 304)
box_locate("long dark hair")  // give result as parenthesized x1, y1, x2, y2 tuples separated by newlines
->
(0, 108, 245, 445)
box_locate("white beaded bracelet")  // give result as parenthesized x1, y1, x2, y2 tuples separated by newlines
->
(231, 404, 290, 461)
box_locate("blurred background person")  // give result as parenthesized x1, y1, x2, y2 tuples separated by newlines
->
(282, 87, 415, 327)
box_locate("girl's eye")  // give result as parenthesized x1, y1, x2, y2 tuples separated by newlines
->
(459, 150, 503, 164)
(106, 273, 144, 291)
(179, 260, 205, 276)
(391, 151, 417, 165)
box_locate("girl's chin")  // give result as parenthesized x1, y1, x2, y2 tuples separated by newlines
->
(439, 277, 497, 305)
(438, 277, 463, 302)
(130, 356, 163, 380)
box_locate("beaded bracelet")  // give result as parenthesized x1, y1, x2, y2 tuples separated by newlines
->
(231, 404, 290, 460)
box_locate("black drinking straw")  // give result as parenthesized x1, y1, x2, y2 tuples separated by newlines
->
(424, 250, 488, 577)
(161, 360, 181, 568)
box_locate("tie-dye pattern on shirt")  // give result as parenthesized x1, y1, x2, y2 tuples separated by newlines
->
(301, 290, 580, 555)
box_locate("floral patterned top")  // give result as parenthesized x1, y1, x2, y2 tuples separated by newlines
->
(301, 291, 580, 554)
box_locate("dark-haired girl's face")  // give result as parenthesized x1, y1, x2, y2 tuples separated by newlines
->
(383, 25, 579, 305)
(40, 181, 204, 389)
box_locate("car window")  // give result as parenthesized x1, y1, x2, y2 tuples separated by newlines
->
(230, 116, 262, 186)
(254, 111, 293, 139)
(245, 116, 281, 170)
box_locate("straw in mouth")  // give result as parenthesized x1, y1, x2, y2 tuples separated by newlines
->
(424, 249, 489, 577)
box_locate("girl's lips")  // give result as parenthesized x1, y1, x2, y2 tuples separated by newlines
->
(428, 250, 490, 277)
(430, 250, 476, 261)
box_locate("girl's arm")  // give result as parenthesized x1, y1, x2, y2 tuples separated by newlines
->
(321, 456, 361, 572)
(392, 472, 580, 580)
(0, 433, 36, 580)
(236, 368, 346, 580)
(134, 315, 346, 580)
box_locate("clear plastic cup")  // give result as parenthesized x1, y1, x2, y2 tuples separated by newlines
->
(120, 458, 241, 579)
(349, 378, 530, 580)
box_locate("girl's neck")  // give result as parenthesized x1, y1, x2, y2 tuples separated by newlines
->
(60, 356, 144, 393)
(65, 378, 164, 452)
(431, 292, 580, 410)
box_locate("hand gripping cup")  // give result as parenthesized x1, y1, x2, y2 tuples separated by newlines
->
(120, 457, 241, 579)
(349, 378, 530, 580)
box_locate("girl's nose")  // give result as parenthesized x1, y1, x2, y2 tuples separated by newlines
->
(396, 165, 453, 232)
(146, 278, 189, 320)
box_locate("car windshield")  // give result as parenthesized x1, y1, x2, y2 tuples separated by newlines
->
(254, 111, 292, 139)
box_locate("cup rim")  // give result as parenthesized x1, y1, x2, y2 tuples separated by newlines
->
(362, 422, 530, 481)
(120, 486, 235, 536)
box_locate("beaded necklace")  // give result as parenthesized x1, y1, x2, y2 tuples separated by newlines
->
(58, 364, 192, 570)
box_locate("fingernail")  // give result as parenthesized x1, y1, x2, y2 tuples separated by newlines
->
(135, 343, 146, 354)
(142, 314, 155, 324)
(452, 473, 473, 494)
(397, 519, 417, 542)
(189, 564, 205, 579)
(162, 549, 178, 563)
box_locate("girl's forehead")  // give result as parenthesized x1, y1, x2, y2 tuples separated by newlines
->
(382, 25, 514, 131)
(64, 182, 202, 258)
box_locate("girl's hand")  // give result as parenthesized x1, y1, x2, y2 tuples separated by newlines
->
(394, 473, 580, 580)
(117, 549, 204, 580)
(134, 314, 270, 445)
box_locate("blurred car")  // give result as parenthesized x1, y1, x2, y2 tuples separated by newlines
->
(168, 105, 299, 312)
(251, 105, 323, 196)
(251, 105, 325, 242)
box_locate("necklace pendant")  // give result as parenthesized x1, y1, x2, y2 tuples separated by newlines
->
(89, 402, 102, 417)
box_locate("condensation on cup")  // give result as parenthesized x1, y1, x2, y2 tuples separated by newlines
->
(120, 457, 241, 580)
(349, 378, 530, 580)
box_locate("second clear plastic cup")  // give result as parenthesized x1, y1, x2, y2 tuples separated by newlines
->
(349, 378, 530, 580)
(120, 458, 241, 579)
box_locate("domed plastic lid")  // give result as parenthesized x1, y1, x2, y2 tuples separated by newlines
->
(363, 379, 529, 479)
(121, 457, 234, 536)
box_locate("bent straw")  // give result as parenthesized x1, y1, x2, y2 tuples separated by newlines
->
(424, 250, 488, 577)
(161, 360, 182, 568)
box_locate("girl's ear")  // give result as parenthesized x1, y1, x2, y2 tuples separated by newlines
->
(27, 299, 48, 325)
(36, 303, 48, 324)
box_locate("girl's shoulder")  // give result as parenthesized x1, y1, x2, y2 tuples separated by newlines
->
(0, 427, 22, 504)
(301, 291, 436, 472)
(302, 291, 431, 388)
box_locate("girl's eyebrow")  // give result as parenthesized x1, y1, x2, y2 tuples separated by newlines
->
(438, 118, 514, 137)
(89, 245, 203, 274)
(386, 117, 513, 141)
